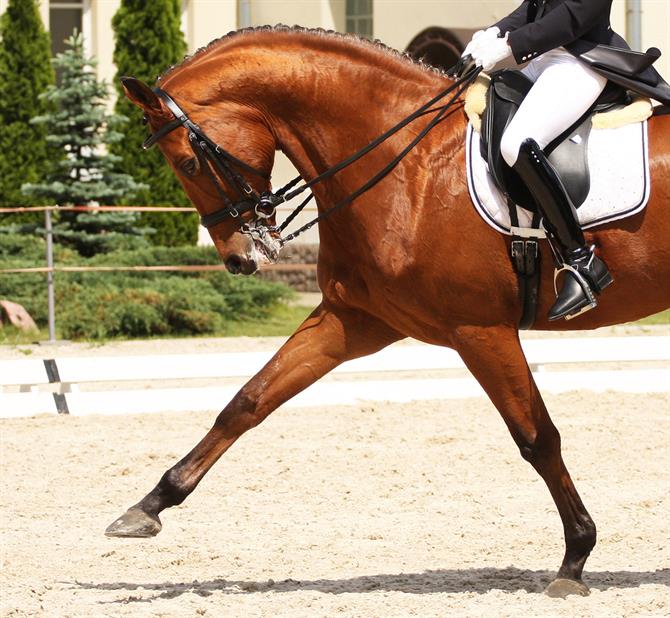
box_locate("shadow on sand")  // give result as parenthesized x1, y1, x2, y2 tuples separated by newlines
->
(70, 566, 670, 604)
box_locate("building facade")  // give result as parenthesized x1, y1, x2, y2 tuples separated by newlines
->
(3, 1, 666, 84)
(2, 1, 668, 243)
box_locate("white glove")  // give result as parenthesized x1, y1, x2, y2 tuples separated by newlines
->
(462, 26, 500, 58)
(471, 33, 512, 71)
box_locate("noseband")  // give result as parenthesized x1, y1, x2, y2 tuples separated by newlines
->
(143, 88, 277, 229)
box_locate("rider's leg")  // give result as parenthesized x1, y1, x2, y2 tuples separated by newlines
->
(501, 49, 608, 167)
(500, 51, 613, 320)
(514, 139, 613, 320)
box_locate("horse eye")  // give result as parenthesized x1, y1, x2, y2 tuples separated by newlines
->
(181, 158, 198, 176)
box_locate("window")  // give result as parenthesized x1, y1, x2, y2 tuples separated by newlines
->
(346, 0, 373, 39)
(49, 1, 83, 57)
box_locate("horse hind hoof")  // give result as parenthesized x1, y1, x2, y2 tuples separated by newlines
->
(544, 578, 590, 599)
(105, 508, 162, 538)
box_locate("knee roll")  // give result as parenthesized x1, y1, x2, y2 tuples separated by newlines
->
(501, 130, 525, 167)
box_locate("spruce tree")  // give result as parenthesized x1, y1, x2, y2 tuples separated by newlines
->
(112, 0, 198, 246)
(23, 33, 151, 256)
(0, 0, 54, 211)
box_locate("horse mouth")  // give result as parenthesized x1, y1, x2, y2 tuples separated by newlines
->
(250, 233, 282, 265)
(250, 239, 273, 265)
(225, 254, 258, 275)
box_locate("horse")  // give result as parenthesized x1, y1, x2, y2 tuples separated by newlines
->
(107, 26, 670, 598)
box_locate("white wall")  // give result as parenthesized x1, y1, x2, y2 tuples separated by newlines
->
(247, 0, 342, 31)
(374, 0, 520, 51)
(641, 0, 670, 79)
(185, 0, 237, 53)
(91, 0, 119, 86)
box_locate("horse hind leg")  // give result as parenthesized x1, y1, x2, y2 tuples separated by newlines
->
(105, 303, 401, 538)
(454, 325, 595, 598)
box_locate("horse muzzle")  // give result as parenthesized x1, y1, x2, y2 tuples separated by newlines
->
(225, 253, 258, 275)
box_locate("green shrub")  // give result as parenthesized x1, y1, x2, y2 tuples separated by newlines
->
(0, 230, 46, 262)
(0, 239, 293, 340)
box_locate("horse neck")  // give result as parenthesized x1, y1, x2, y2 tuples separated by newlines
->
(268, 46, 444, 182)
(178, 35, 448, 187)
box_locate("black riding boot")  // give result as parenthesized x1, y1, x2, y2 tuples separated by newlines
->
(514, 138, 613, 321)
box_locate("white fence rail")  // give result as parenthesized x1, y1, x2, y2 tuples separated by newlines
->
(1, 336, 668, 418)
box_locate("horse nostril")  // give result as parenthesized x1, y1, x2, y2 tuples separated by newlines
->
(225, 255, 242, 274)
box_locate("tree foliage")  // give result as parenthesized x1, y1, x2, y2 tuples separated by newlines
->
(22, 33, 151, 256)
(0, 0, 54, 210)
(111, 0, 198, 246)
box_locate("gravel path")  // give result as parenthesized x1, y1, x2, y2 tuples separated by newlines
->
(1, 391, 668, 617)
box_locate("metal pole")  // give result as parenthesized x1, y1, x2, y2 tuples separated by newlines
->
(626, 0, 642, 51)
(239, 0, 251, 28)
(45, 209, 56, 343)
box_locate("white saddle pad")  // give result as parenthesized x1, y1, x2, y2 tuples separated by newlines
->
(465, 120, 650, 235)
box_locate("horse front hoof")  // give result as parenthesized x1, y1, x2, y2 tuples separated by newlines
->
(105, 508, 162, 538)
(544, 578, 590, 598)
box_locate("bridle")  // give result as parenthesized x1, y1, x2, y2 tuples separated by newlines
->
(141, 64, 481, 249)
(143, 88, 278, 229)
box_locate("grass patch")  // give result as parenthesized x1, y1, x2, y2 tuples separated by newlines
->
(221, 304, 314, 337)
(633, 309, 670, 326)
(0, 327, 45, 347)
(0, 305, 314, 344)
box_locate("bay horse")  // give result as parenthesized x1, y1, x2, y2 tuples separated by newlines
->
(108, 26, 670, 598)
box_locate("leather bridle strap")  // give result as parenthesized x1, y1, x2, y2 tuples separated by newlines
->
(141, 66, 481, 236)
(142, 117, 184, 148)
(143, 88, 272, 228)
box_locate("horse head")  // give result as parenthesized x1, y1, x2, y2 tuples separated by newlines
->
(121, 76, 278, 274)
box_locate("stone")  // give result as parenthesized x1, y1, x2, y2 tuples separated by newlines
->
(0, 300, 38, 331)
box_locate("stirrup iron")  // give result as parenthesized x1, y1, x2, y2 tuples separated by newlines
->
(549, 247, 613, 321)
(552, 264, 598, 320)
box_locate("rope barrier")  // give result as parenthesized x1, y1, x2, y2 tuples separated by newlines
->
(0, 205, 196, 213)
(0, 263, 317, 274)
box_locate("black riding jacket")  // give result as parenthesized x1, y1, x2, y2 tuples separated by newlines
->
(492, 0, 670, 106)
(494, 0, 620, 64)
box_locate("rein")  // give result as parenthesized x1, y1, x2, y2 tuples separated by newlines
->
(143, 65, 481, 249)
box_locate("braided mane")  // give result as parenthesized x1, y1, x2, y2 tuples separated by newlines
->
(158, 24, 450, 84)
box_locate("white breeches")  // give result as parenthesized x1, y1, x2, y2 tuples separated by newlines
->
(501, 47, 608, 167)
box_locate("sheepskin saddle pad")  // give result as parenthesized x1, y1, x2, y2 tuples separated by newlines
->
(464, 73, 652, 236)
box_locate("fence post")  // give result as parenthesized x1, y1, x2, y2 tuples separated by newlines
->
(45, 209, 56, 343)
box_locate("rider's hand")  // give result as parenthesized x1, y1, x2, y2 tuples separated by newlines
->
(462, 27, 501, 58)
(471, 34, 512, 71)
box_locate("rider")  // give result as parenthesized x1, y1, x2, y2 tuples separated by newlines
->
(462, 0, 635, 321)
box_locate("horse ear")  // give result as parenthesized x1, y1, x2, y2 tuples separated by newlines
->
(121, 77, 161, 113)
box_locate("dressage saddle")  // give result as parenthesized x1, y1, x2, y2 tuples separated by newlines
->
(480, 69, 629, 211)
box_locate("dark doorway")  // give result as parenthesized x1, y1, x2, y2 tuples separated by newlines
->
(405, 27, 464, 72)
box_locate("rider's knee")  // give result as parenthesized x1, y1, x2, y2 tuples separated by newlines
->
(501, 129, 523, 167)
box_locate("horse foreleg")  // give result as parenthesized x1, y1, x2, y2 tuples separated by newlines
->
(105, 303, 401, 538)
(454, 325, 595, 598)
